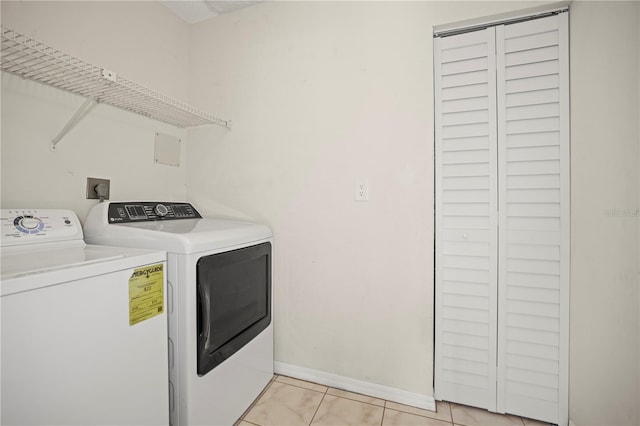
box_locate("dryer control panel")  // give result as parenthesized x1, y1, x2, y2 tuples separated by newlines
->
(0, 209, 83, 246)
(107, 202, 202, 223)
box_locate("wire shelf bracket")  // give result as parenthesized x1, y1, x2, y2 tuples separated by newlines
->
(0, 26, 231, 150)
(49, 79, 104, 150)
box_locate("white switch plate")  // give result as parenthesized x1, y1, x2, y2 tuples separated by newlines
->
(355, 179, 369, 201)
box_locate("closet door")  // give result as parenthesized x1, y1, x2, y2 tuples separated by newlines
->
(496, 13, 569, 425)
(435, 11, 569, 425)
(434, 27, 498, 411)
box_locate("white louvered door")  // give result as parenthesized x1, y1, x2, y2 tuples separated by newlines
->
(495, 13, 569, 425)
(434, 27, 499, 411)
(435, 12, 569, 426)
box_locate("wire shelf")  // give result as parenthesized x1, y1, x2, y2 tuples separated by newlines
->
(1, 26, 229, 129)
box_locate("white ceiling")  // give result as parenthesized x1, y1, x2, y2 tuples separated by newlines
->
(160, 1, 263, 24)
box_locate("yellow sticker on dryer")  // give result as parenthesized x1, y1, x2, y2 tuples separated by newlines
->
(129, 263, 164, 326)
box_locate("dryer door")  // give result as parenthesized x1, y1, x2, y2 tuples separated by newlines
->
(196, 242, 271, 376)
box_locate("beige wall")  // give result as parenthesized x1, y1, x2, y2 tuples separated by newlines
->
(187, 0, 439, 397)
(569, 2, 640, 425)
(1, 1, 190, 220)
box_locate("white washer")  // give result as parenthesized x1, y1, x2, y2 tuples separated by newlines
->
(84, 202, 273, 426)
(1, 209, 169, 426)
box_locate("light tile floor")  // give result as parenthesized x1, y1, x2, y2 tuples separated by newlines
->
(237, 375, 553, 426)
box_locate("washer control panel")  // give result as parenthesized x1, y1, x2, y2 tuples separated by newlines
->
(106, 202, 202, 223)
(1, 209, 83, 246)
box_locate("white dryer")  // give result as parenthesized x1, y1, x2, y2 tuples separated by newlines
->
(84, 202, 273, 426)
(1, 209, 169, 426)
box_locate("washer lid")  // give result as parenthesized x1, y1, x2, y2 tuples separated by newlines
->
(1, 241, 166, 296)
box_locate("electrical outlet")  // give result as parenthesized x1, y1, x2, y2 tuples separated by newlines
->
(355, 179, 369, 201)
(86, 177, 110, 200)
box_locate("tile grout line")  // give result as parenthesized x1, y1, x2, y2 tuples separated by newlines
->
(307, 383, 330, 425)
(326, 391, 385, 409)
(274, 379, 327, 395)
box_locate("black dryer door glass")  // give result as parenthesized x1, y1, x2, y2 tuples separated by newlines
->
(196, 242, 271, 376)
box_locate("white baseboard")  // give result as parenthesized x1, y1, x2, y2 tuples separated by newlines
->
(274, 361, 436, 412)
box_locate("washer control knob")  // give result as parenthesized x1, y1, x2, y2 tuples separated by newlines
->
(155, 204, 169, 217)
(20, 217, 41, 230)
(13, 215, 45, 234)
